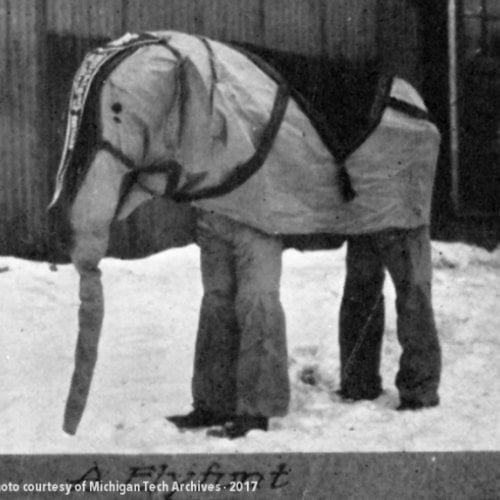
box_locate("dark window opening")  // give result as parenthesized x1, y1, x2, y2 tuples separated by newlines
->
(459, 0, 500, 214)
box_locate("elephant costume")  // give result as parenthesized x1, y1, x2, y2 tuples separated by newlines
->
(51, 31, 441, 435)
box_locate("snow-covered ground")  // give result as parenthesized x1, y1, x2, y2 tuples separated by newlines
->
(1, 240, 499, 453)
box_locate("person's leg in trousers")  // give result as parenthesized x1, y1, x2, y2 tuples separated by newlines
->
(339, 235, 385, 400)
(377, 226, 441, 408)
(232, 222, 289, 419)
(192, 212, 241, 418)
(168, 211, 239, 428)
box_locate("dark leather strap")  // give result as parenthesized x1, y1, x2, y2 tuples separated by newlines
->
(386, 97, 432, 122)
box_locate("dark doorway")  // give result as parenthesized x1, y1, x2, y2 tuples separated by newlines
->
(416, 2, 455, 227)
(418, 1, 500, 248)
(458, 0, 500, 215)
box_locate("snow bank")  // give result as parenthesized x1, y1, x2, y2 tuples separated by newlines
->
(0, 241, 499, 453)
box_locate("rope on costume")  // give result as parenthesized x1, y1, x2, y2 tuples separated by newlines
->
(341, 291, 383, 382)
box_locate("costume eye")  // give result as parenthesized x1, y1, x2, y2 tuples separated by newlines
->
(111, 102, 122, 113)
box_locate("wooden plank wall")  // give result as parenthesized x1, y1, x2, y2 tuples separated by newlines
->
(0, 0, 48, 258)
(42, 0, 382, 61)
(0, 0, 422, 260)
(376, 0, 421, 85)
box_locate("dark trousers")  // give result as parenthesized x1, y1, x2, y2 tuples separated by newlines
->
(339, 226, 441, 404)
(192, 210, 290, 418)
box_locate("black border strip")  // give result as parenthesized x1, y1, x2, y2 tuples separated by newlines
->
(0, 453, 498, 499)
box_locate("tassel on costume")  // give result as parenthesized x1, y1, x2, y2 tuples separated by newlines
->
(338, 162, 357, 202)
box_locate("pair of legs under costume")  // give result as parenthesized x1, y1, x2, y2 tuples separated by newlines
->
(340, 226, 441, 408)
(169, 210, 289, 436)
(176, 216, 440, 436)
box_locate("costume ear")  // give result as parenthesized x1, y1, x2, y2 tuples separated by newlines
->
(175, 56, 213, 173)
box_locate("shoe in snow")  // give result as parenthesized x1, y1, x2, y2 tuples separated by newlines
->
(336, 387, 382, 401)
(397, 396, 439, 411)
(206, 415, 268, 439)
(167, 408, 231, 429)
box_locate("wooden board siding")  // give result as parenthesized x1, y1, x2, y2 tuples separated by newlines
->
(44, 0, 382, 59)
(46, 0, 126, 38)
(1, 0, 423, 260)
(0, 0, 48, 258)
(376, 0, 421, 86)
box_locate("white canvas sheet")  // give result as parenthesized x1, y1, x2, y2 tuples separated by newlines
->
(59, 31, 441, 235)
